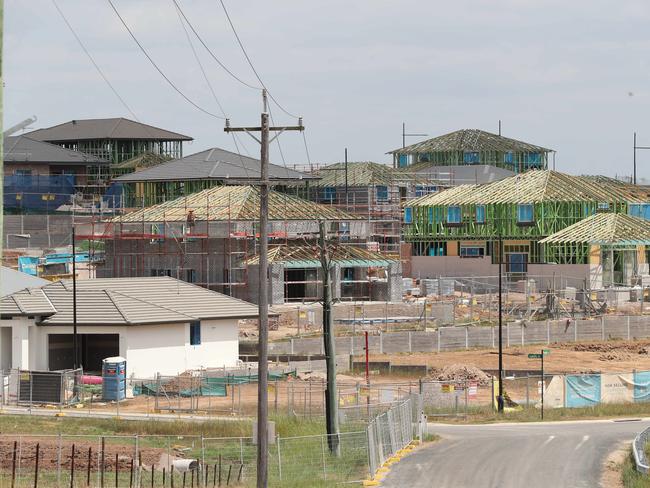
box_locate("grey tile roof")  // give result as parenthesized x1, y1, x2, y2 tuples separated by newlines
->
(1, 266, 49, 297)
(4, 136, 108, 165)
(389, 129, 553, 155)
(114, 147, 315, 183)
(0, 277, 263, 325)
(24, 118, 192, 142)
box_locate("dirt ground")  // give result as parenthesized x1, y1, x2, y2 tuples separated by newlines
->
(372, 339, 650, 374)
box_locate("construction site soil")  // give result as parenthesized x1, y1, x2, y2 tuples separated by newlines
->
(374, 339, 650, 374)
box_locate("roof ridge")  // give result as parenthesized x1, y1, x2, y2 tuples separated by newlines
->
(104, 290, 131, 324)
(109, 290, 197, 320)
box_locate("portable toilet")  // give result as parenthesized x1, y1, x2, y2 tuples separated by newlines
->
(102, 356, 126, 401)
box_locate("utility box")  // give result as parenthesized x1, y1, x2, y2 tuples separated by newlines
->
(102, 357, 126, 401)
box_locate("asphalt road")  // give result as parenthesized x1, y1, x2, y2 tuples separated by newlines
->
(382, 418, 650, 488)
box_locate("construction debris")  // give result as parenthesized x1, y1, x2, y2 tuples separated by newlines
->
(427, 364, 491, 386)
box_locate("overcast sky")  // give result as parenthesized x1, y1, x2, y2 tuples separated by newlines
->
(5, 1, 650, 180)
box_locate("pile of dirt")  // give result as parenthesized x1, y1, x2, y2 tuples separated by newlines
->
(427, 364, 491, 386)
(598, 351, 631, 362)
(562, 341, 650, 355)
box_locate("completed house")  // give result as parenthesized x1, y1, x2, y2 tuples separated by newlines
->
(0, 276, 260, 377)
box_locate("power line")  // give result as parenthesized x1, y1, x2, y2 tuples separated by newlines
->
(172, 0, 252, 179)
(51, 0, 139, 121)
(218, 0, 298, 119)
(107, 0, 224, 119)
(172, 0, 260, 91)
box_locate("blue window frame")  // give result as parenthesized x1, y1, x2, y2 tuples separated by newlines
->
(523, 152, 541, 165)
(415, 185, 438, 197)
(630, 204, 650, 220)
(504, 152, 513, 164)
(404, 207, 413, 224)
(190, 321, 201, 346)
(428, 208, 434, 224)
(460, 245, 485, 258)
(447, 206, 462, 224)
(475, 205, 486, 224)
(398, 154, 408, 167)
(376, 185, 389, 201)
(517, 204, 534, 223)
(323, 187, 336, 202)
(463, 152, 480, 164)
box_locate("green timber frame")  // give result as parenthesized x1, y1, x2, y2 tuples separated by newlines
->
(58, 139, 183, 164)
(397, 149, 548, 173)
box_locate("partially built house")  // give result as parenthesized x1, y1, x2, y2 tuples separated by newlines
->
(86, 185, 397, 303)
(389, 129, 553, 176)
(292, 161, 442, 254)
(113, 147, 316, 207)
(246, 245, 402, 303)
(403, 170, 650, 287)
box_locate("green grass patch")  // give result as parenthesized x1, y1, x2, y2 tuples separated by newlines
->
(425, 402, 650, 424)
(622, 450, 650, 488)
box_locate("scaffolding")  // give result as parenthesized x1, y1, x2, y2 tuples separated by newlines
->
(74, 185, 375, 303)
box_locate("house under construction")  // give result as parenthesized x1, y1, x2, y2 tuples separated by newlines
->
(84, 185, 399, 303)
(403, 170, 650, 288)
(390, 128, 554, 176)
(290, 161, 443, 255)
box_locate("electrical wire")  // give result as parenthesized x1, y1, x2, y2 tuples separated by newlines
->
(218, 0, 298, 119)
(51, 0, 139, 122)
(107, 0, 224, 119)
(172, 0, 252, 179)
(172, 0, 260, 91)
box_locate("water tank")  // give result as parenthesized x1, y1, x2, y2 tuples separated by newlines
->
(102, 356, 126, 401)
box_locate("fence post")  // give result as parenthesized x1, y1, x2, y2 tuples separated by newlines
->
(601, 316, 605, 340)
(465, 327, 469, 350)
(379, 331, 383, 354)
(628, 316, 631, 340)
(437, 328, 441, 353)
(57, 433, 62, 486)
(574, 319, 578, 342)
(546, 319, 550, 345)
(290, 338, 294, 355)
(276, 435, 282, 481)
(491, 326, 495, 348)
(408, 332, 412, 353)
(320, 434, 327, 477)
(521, 323, 524, 347)
(507, 322, 510, 347)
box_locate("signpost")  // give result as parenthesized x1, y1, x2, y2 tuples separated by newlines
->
(528, 349, 550, 419)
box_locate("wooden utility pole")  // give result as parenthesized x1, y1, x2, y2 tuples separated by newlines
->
(319, 220, 340, 456)
(224, 90, 304, 487)
(0, 0, 4, 267)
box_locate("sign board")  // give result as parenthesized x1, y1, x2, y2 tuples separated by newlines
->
(468, 382, 478, 397)
(528, 353, 542, 359)
(542, 349, 551, 355)
(425, 303, 433, 313)
(441, 384, 455, 393)
(298, 311, 307, 319)
(252, 421, 276, 445)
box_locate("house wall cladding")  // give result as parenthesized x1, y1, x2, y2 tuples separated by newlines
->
(267, 315, 650, 355)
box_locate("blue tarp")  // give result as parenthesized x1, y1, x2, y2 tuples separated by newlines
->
(634, 371, 650, 402)
(565, 374, 601, 407)
(4, 175, 75, 212)
(18, 256, 39, 276)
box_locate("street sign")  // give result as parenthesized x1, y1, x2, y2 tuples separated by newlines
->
(542, 349, 551, 355)
(528, 353, 542, 359)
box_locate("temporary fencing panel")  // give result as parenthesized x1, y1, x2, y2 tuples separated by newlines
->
(565, 374, 601, 407)
(600, 373, 634, 404)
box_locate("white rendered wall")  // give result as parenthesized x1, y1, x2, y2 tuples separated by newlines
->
(0, 319, 238, 379)
(125, 319, 239, 378)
